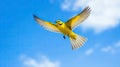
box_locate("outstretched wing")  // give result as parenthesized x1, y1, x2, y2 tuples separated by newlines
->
(33, 15, 60, 33)
(65, 6, 91, 30)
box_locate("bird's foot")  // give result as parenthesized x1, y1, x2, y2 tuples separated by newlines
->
(63, 35, 66, 39)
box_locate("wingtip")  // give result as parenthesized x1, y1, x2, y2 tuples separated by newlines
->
(85, 6, 90, 9)
(84, 6, 91, 14)
(33, 14, 39, 19)
(85, 6, 90, 10)
(33, 14, 38, 19)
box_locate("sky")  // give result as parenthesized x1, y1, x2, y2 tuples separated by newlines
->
(0, 0, 120, 67)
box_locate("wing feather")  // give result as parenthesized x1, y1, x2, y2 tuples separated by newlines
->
(33, 15, 60, 33)
(65, 6, 91, 30)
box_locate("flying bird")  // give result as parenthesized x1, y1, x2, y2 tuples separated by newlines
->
(33, 6, 91, 50)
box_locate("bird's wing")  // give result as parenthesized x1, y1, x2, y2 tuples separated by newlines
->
(33, 15, 60, 33)
(65, 6, 91, 30)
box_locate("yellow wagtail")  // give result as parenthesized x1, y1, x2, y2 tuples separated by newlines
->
(33, 6, 91, 50)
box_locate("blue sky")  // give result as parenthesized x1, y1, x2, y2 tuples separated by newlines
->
(0, 0, 120, 67)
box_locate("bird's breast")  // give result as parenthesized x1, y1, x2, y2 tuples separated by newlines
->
(58, 25, 72, 36)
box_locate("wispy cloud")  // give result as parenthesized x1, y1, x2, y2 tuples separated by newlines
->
(61, 0, 120, 33)
(85, 48, 94, 55)
(61, 0, 87, 11)
(20, 55, 60, 67)
(114, 40, 120, 48)
(101, 46, 115, 54)
(84, 41, 120, 55)
(101, 40, 120, 54)
(61, 0, 72, 10)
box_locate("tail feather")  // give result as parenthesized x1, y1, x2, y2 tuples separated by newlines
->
(69, 34, 87, 50)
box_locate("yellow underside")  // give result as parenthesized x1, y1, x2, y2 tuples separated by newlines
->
(57, 24, 76, 39)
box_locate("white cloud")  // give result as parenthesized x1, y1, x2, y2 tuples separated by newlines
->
(83, 41, 120, 55)
(72, 0, 88, 11)
(101, 46, 115, 54)
(20, 55, 60, 67)
(114, 40, 120, 48)
(101, 40, 120, 54)
(61, 0, 72, 10)
(85, 48, 94, 55)
(61, 0, 88, 11)
(61, 0, 120, 33)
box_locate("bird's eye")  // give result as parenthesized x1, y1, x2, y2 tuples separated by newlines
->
(59, 23, 62, 25)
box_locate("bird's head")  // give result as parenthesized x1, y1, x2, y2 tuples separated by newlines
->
(56, 20, 64, 26)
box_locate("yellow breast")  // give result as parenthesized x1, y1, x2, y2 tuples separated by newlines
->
(57, 23, 72, 36)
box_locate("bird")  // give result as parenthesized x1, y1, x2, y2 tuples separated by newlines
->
(33, 6, 91, 50)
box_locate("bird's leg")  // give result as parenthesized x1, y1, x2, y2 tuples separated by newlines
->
(63, 35, 66, 39)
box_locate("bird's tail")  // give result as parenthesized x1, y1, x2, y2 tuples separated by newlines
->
(69, 34, 87, 50)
